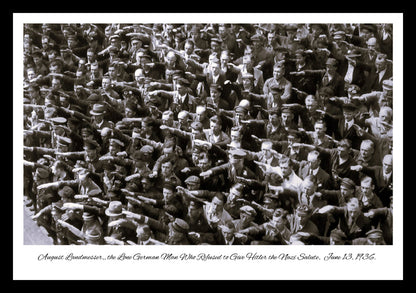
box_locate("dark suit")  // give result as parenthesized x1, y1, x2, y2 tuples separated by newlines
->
(297, 161, 332, 190)
(330, 206, 372, 241)
(320, 71, 345, 97)
(360, 165, 392, 207)
(335, 118, 364, 151)
(363, 62, 393, 93)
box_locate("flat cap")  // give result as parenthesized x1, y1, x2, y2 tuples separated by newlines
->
(140, 145, 154, 154)
(184, 175, 201, 185)
(172, 218, 190, 233)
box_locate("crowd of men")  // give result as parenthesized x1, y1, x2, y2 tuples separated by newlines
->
(23, 22, 393, 245)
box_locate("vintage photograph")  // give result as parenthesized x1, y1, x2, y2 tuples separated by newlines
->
(21, 21, 394, 247)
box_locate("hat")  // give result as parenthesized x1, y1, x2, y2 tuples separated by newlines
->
(140, 145, 154, 154)
(58, 186, 75, 199)
(105, 201, 123, 217)
(176, 77, 190, 86)
(366, 228, 384, 239)
(83, 139, 99, 150)
(109, 138, 124, 148)
(172, 218, 189, 233)
(340, 177, 356, 190)
(56, 135, 72, 147)
(342, 102, 358, 112)
(210, 83, 223, 91)
(191, 121, 203, 131)
(184, 175, 200, 185)
(325, 58, 338, 66)
(229, 148, 246, 159)
(240, 205, 257, 217)
(89, 103, 107, 115)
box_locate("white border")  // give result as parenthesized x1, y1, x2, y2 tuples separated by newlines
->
(14, 13, 403, 280)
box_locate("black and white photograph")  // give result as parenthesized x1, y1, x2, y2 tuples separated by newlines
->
(13, 13, 403, 280)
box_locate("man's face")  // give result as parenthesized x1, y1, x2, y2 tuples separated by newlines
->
(305, 99, 317, 112)
(361, 181, 373, 197)
(49, 65, 59, 74)
(262, 148, 272, 159)
(375, 58, 387, 72)
(210, 121, 221, 134)
(220, 54, 229, 66)
(281, 113, 292, 125)
(240, 212, 254, 224)
(184, 43, 194, 55)
(188, 205, 202, 218)
(343, 110, 354, 122)
(326, 63, 337, 75)
(197, 158, 210, 171)
(163, 188, 174, 202)
(27, 69, 36, 81)
(360, 144, 374, 159)
(242, 78, 253, 90)
(166, 54, 176, 68)
(301, 181, 315, 196)
(308, 155, 320, 170)
(340, 185, 354, 199)
(51, 78, 61, 90)
(108, 67, 117, 79)
(93, 114, 104, 123)
(379, 110, 391, 123)
(177, 84, 187, 96)
(337, 145, 349, 157)
(102, 78, 111, 90)
(314, 122, 326, 137)
(279, 162, 292, 177)
(273, 67, 284, 80)
(211, 62, 220, 76)
(136, 227, 151, 242)
(109, 144, 120, 156)
(141, 180, 152, 191)
(161, 162, 173, 177)
(85, 149, 97, 161)
(383, 157, 393, 174)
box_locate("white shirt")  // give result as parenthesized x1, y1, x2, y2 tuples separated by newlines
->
(344, 63, 355, 84)
(212, 74, 220, 84)
(310, 167, 319, 176)
(378, 68, 387, 82)
(345, 119, 354, 131)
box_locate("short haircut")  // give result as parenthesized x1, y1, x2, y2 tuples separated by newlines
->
(361, 176, 373, 185)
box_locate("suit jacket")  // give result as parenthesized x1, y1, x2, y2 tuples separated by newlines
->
(335, 118, 364, 150)
(297, 161, 332, 190)
(320, 71, 345, 97)
(363, 62, 393, 93)
(331, 206, 372, 241)
(361, 165, 392, 207)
